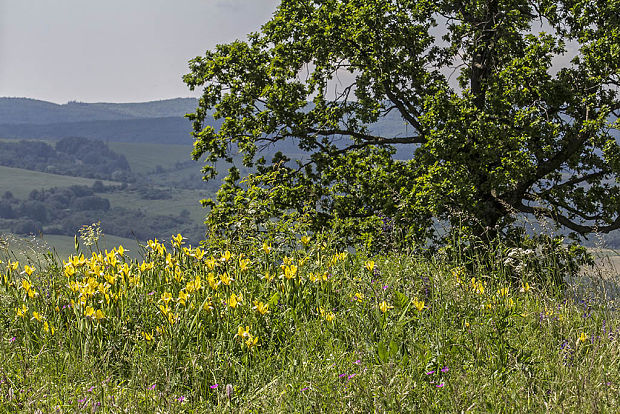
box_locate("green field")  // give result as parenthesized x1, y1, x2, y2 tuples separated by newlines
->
(0, 162, 208, 231)
(104, 188, 208, 224)
(107, 142, 194, 174)
(0, 165, 118, 199)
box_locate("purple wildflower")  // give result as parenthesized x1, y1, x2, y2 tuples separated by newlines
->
(88, 386, 95, 392)
(210, 384, 218, 389)
(177, 396, 186, 402)
(9, 337, 16, 343)
(339, 373, 347, 378)
(426, 370, 435, 375)
(300, 387, 309, 391)
(436, 383, 444, 388)
(148, 384, 156, 390)
(354, 359, 361, 365)
(348, 374, 356, 379)
(441, 366, 449, 373)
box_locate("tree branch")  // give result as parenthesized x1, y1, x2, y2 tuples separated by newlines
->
(525, 193, 607, 222)
(514, 201, 620, 234)
(537, 171, 607, 195)
(381, 83, 425, 134)
(306, 127, 426, 145)
(510, 130, 592, 202)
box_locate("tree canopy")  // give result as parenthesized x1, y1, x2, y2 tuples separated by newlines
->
(184, 0, 620, 247)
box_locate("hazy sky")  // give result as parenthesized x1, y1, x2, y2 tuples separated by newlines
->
(1, 1, 578, 104)
(0, 0, 279, 103)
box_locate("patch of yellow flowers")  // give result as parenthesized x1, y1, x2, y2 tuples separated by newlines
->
(1, 233, 418, 351)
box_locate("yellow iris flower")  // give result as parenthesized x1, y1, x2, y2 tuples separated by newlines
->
(161, 292, 173, 304)
(220, 272, 233, 286)
(262, 242, 272, 254)
(228, 293, 242, 308)
(178, 290, 189, 306)
(235, 325, 250, 338)
(253, 300, 269, 315)
(16, 304, 28, 318)
(379, 301, 394, 313)
(220, 250, 232, 262)
(413, 298, 425, 312)
(283, 265, 298, 279)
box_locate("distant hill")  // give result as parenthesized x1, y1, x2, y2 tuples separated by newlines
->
(0, 117, 197, 145)
(0, 97, 615, 153)
(0, 97, 199, 124)
(0, 97, 222, 145)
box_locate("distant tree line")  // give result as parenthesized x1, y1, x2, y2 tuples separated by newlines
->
(0, 184, 204, 245)
(0, 137, 134, 181)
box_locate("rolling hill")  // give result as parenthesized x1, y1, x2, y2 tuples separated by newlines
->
(0, 97, 199, 124)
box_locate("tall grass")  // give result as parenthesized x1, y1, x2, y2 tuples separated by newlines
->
(0, 229, 618, 412)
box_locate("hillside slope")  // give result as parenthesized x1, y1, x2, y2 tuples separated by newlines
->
(0, 117, 196, 145)
(0, 97, 199, 124)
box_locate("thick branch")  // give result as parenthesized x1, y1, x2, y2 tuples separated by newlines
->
(509, 131, 592, 202)
(514, 201, 620, 234)
(306, 127, 426, 145)
(382, 83, 425, 133)
(536, 171, 607, 196)
(525, 193, 607, 222)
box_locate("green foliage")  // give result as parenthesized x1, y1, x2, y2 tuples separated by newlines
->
(185, 0, 620, 247)
(0, 230, 619, 411)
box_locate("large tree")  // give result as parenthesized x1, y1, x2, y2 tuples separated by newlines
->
(184, 0, 620, 246)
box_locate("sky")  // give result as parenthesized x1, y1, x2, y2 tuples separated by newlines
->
(0, 0, 279, 103)
(1, 1, 578, 104)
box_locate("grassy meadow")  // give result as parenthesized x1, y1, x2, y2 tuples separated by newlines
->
(107, 142, 194, 175)
(0, 158, 209, 226)
(103, 189, 207, 225)
(0, 166, 118, 200)
(1, 228, 619, 412)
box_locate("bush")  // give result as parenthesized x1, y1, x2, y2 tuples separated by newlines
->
(0, 200, 15, 219)
(70, 196, 111, 212)
(20, 200, 48, 223)
(10, 218, 41, 234)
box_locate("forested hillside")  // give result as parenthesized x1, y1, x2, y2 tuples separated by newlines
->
(0, 137, 131, 180)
